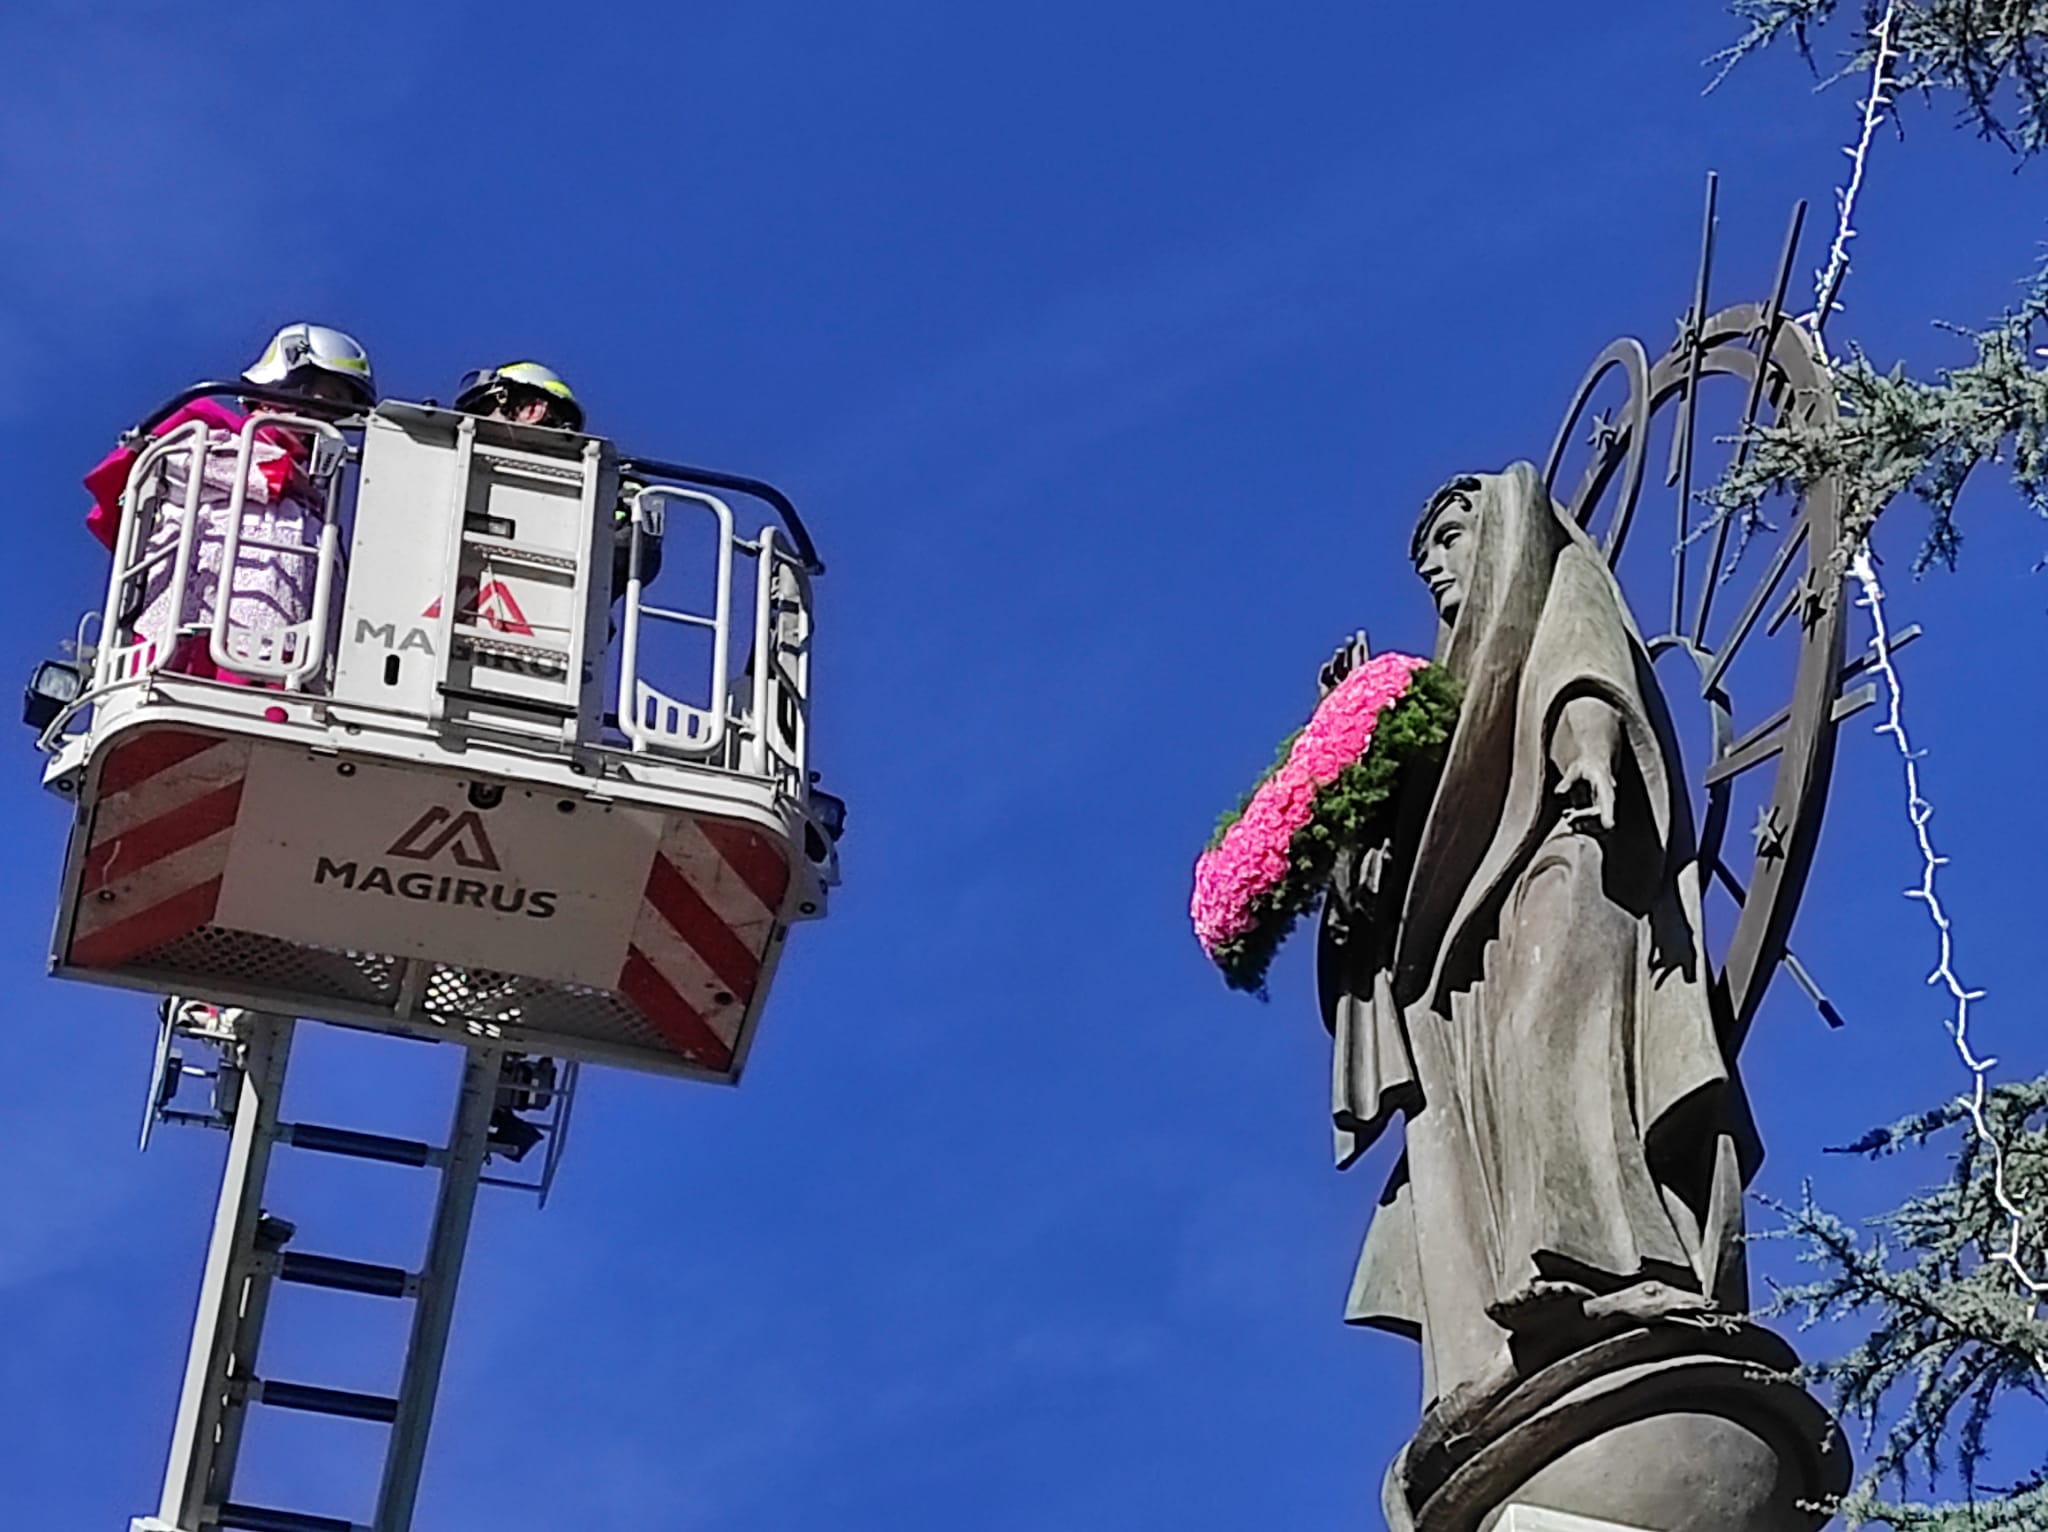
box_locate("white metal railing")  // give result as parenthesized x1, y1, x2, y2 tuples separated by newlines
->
(616, 487, 812, 796)
(94, 412, 348, 693)
(97, 419, 210, 688)
(619, 486, 734, 756)
(81, 412, 815, 804)
(211, 414, 348, 685)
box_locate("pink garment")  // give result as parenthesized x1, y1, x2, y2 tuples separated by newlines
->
(85, 398, 321, 682)
(84, 398, 295, 549)
(159, 635, 262, 687)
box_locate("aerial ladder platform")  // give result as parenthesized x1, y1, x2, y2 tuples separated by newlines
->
(30, 386, 841, 1531)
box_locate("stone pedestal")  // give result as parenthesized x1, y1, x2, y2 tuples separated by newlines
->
(1499, 1509, 1659, 1532)
(1382, 1320, 1848, 1532)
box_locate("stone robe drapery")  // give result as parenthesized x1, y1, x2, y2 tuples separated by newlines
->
(1320, 463, 1759, 1407)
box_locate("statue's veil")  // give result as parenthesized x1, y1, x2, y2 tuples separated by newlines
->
(1397, 464, 1600, 1005)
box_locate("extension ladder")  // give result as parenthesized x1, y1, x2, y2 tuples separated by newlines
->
(132, 1007, 569, 1532)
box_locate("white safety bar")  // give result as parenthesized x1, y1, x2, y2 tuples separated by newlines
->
(618, 487, 735, 757)
(208, 412, 348, 688)
(92, 413, 347, 693)
(95, 420, 211, 690)
(614, 488, 814, 798)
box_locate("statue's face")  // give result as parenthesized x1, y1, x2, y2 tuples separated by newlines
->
(1415, 487, 1478, 624)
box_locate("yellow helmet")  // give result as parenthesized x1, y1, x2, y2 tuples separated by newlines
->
(452, 361, 584, 431)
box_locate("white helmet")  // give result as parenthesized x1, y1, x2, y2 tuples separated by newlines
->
(242, 322, 375, 405)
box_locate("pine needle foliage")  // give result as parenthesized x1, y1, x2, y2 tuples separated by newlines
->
(1703, 3, 2048, 572)
(1710, 1, 2048, 155)
(1757, 1076, 2048, 1528)
(1705, 253, 2048, 571)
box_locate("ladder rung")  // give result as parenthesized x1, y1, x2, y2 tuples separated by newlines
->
(217, 1504, 364, 1532)
(449, 624, 572, 662)
(640, 603, 716, 628)
(276, 1251, 412, 1299)
(253, 1379, 400, 1424)
(436, 683, 579, 720)
(472, 451, 583, 484)
(463, 532, 578, 572)
(279, 1123, 435, 1167)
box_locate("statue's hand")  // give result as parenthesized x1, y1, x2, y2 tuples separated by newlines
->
(1326, 840, 1387, 918)
(1318, 631, 1371, 700)
(1552, 694, 1622, 834)
(1327, 844, 1358, 909)
(1556, 754, 1617, 834)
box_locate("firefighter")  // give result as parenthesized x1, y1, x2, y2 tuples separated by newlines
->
(450, 362, 662, 599)
(82, 322, 375, 682)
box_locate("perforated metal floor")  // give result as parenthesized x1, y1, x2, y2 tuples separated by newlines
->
(132, 924, 688, 1062)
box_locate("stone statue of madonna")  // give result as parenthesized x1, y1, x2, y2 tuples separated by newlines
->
(1318, 462, 1762, 1419)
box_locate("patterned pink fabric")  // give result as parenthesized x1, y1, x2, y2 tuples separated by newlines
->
(84, 398, 295, 550)
(84, 399, 318, 681)
(1191, 652, 1428, 955)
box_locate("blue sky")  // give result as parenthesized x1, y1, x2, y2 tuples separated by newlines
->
(4, 3, 2046, 1527)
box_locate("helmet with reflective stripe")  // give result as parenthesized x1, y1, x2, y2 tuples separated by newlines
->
(452, 361, 584, 432)
(242, 322, 376, 406)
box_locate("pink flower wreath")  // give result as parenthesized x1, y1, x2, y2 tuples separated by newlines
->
(1190, 651, 1459, 993)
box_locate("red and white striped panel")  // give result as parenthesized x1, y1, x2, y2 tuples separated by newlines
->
(69, 730, 252, 970)
(617, 816, 792, 1072)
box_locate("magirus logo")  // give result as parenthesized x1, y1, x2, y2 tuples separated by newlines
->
(312, 806, 557, 918)
(423, 578, 535, 637)
(386, 807, 501, 870)
(350, 578, 566, 679)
